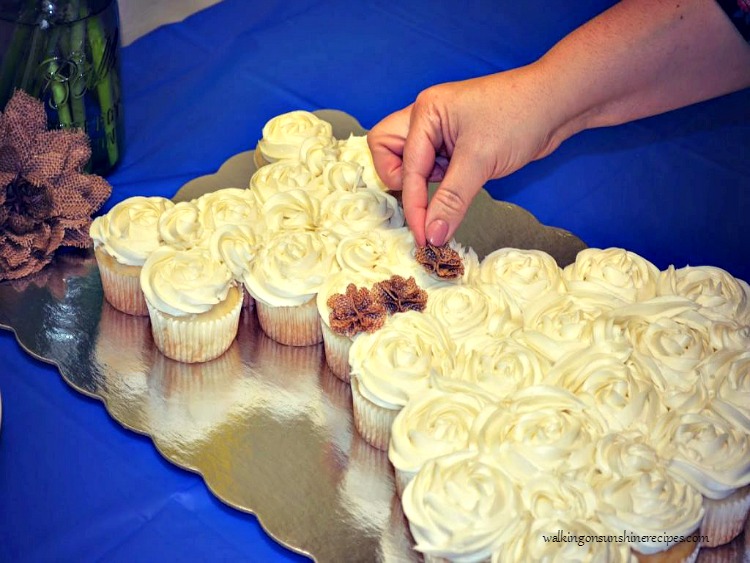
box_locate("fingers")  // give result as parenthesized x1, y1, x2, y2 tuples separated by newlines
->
(424, 141, 487, 246)
(367, 105, 412, 191)
(401, 98, 445, 247)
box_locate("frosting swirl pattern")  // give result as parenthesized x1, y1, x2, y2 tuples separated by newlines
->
(158, 201, 205, 250)
(257, 110, 333, 162)
(319, 189, 404, 238)
(89, 196, 174, 266)
(477, 247, 564, 306)
(140, 246, 234, 316)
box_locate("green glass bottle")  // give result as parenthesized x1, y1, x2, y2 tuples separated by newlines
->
(0, 0, 124, 175)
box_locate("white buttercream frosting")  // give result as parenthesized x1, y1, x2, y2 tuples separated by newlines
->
(658, 264, 750, 324)
(249, 160, 320, 206)
(594, 463, 704, 554)
(654, 409, 750, 499)
(388, 388, 487, 478)
(349, 311, 455, 409)
(140, 246, 234, 316)
(709, 350, 750, 433)
(546, 343, 665, 432)
(261, 189, 320, 233)
(425, 285, 506, 343)
(477, 247, 564, 306)
(319, 189, 404, 238)
(242, 230, 339, 307)
(158, 200, 205, 250)
(196, 188, 263, 235)
(89, 196, 175, 266)
(334, 227, 415, 278)
(298, 135, 339, 176)
(471, 385, 606, 481)
(256, 110, 334, 162)
(209, 224, 261, 281)
(563, 247, 660, 302)
(402, 451, 521, 563)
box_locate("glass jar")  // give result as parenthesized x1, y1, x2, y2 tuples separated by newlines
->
(0, 0, 124, 175)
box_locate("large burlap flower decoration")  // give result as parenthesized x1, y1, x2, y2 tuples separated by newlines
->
(0, 90, 111, 280)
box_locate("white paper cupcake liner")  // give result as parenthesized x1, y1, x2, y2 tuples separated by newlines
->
(147, 290, 242, 363)
(321, 321, 352, 383)
(95, 248, 148, 316)
(256, 297, 322, 346)
(700, 486, 750, 548)
(350, 376, 399, 451)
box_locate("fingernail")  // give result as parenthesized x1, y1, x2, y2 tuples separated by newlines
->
(426, 220, 448, 246)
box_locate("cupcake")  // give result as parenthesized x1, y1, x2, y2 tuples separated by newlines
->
(336, 133, 389, 192)
(140, 245, 242, 363)
(348, 310, 455, 450)
(89, 196, 175, 315)
(157, 200, 206, 250)
(242, 230, 339, 346)
(209, 223, 262, 309)
(316, 270, 382, 382)
(255, 110, 334, 166)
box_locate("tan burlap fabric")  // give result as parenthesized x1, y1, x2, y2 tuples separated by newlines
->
(0, 90, 111, 280)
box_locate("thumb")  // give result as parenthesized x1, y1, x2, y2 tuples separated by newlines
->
(424, 144, 487, 246)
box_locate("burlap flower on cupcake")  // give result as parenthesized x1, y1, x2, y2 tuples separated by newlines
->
(0, 90, 111, 280)
(327, 283, 386, 337)
(416, 243, 465, 279)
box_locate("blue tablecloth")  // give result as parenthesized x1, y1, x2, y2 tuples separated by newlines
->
(1, 0, 748, 560)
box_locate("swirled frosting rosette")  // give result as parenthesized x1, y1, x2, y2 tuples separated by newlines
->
(522, 290, 627, 362)
(593, 460, 704, 556)
(402, 451, 521, 563)
(592, 431, 663, 479)
(249, 160, 321, 206)
(470, 385, 607, 481)
(545, 342, 665, 432)
(158, 200, 206, 250)
(496, 516, 634, 563)
(334, 227, 414, 278)
(654, 409, 750, 500)
(256, 110, 334, 162)
(444, 334, 549, 401)
(389, 389, 488, 495)
(309, 160, 366, 193)
(209, 224, 261, 281)
(140, 246, 241, 363)
(658, 264, 750, 324)
(337, 134, 389, 191)
(298, 135, 339, 176)
(196, 188, 263, 236)
(261, 189, 321, 233)
(706, 319, 750, 352)
(242, 230, 338, 307)
(425, 285, 507, 343)
(90, 196, 175, 315)
(349, 310, 455, 449)
(90, 196, 175, 266)
(563, 247, 660, 302)
(519, 473, 599, 521)
(319, 188, 404, 239)
(476, 247, 564, 307)
(709, 350, 750, 433)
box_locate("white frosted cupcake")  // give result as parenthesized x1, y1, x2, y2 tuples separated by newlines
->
(563, 247, 660, 303)
(196, 187, 263, 236)
(349, 310, 454, 450)
(319, 188, 404, 239)
(255, 110, 334, 166)
(316, 270, 382, 382)
(388, 388, 487, 496)
(242, 230, 339, 346)
(249, 159, 320, 207)
(89, 196, 175, 315)
(157, 200, 206, 250)
(335, 227, 415, 278)
(476, 247, 565, 308)
(209, 224, 262, 309)
(654, 409, 750, 548)
(402, 451, 522, 563)
(140, 245, 242, 363)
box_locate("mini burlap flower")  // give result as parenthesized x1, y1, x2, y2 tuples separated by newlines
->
(0, 90, 111, 280)
(327, 283, 386, 337)
(372, 275, 428, 314)
(415, 242, 465, 279)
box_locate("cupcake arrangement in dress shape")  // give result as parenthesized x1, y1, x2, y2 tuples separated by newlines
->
(89, 110, 750, 561)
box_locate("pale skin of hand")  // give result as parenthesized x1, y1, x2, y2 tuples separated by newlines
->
(367, 0, 750, 247)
